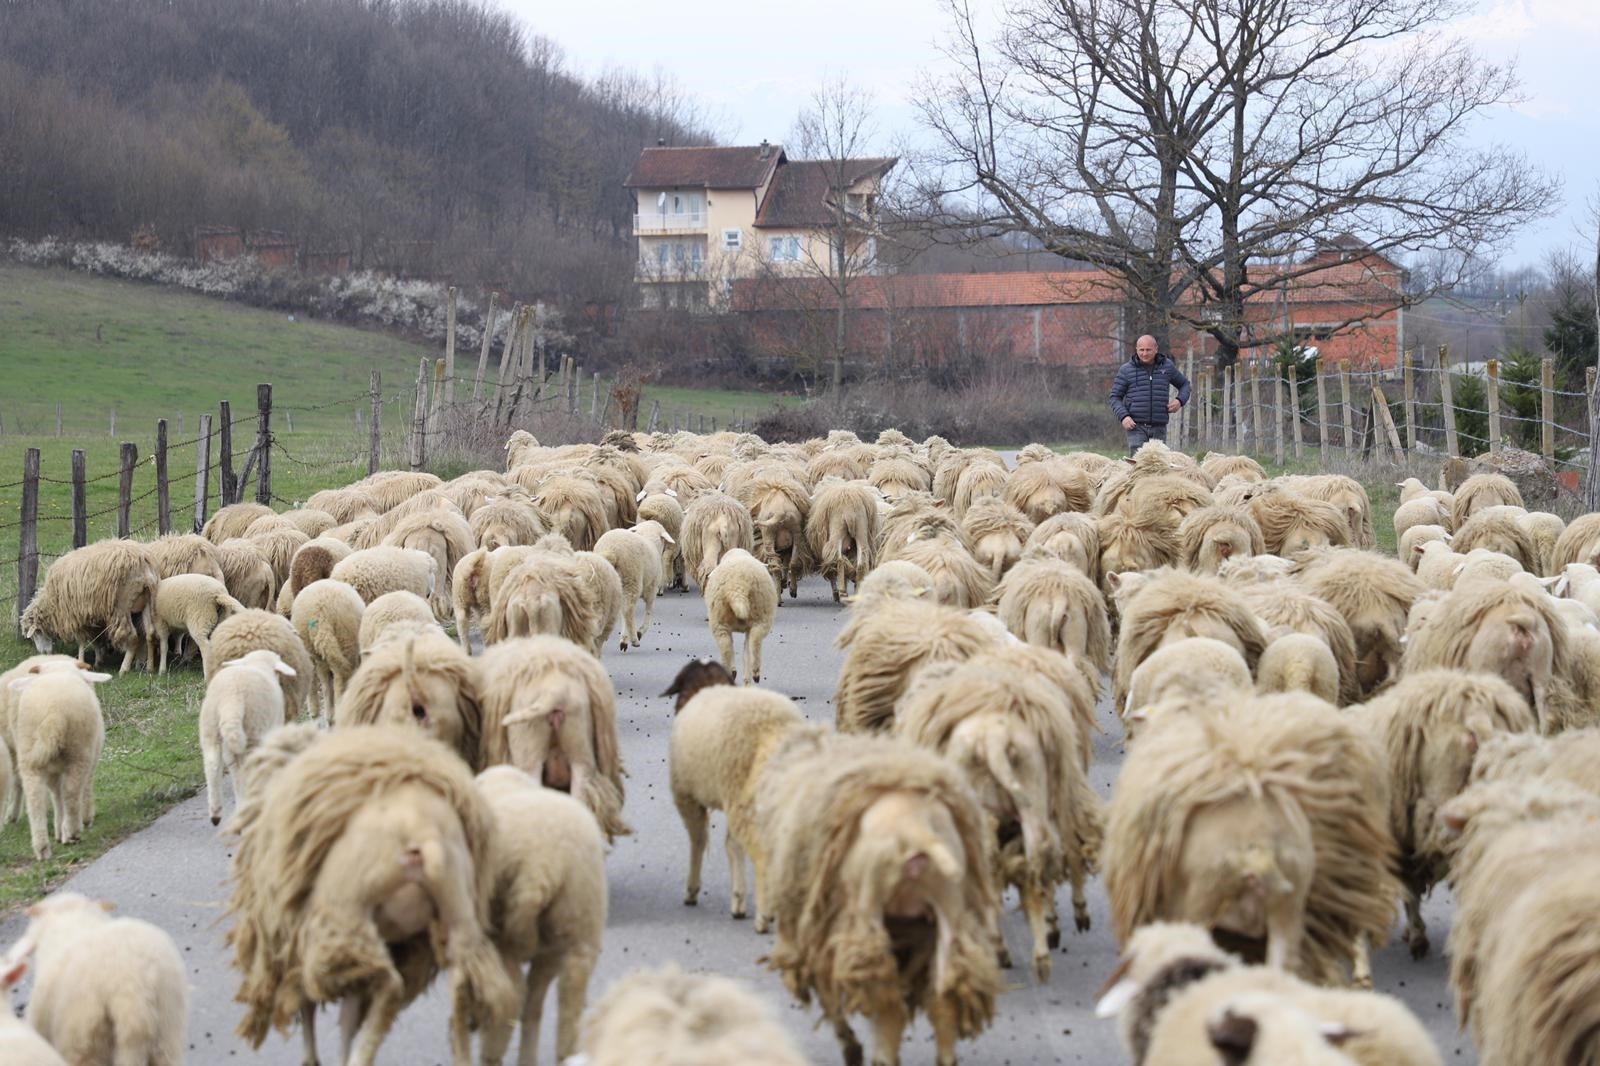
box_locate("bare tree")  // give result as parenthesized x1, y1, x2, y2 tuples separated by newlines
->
(917, 0, 1559, 368)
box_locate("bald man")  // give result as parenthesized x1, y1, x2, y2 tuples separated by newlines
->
(1109, 335, 1190, 456)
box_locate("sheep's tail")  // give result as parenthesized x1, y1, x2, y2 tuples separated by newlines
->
(217, 590, 247, 617)
(219, 695, 251, 762)
(725, 581, 753, 622)
(24, 707, 73, 769)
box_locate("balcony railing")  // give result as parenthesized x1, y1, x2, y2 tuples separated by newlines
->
(633, 211, 707, 233)
(637, 258, 708, 280)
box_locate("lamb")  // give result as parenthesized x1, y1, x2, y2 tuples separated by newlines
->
(330, 544, 438, 605)
(5, 661, 108, 860)
(202, 501, 275, 543)
(1450, 546, 1527, 591)
(144, 531, 227, 583)
(835, 599, 1001, 733)
(226, 725, 518, 1066)
(6, 892, 187, 1065)
(1350, 670, 1534, 960)
(993, 555, 1112, 677)
(1451, 507, 1538, 572)
(703, 548, 779, 684)
(383, 509, 476, 619)
(1295, 549, 1423, 698)
(1397, 524, 1450, 572)
(670, 683, 811, 926)
(207, 608, 314, 717)
(1179, 504, 1265, 574)
(959, 496, 1034, 581)
(469, 496, 548, 552)
(289, 579, 365, 722)
(595, 527, 663, 651)
(531, 472, 610, 551)
(895, 653, 1103, 983)
(1451, 471, 1523, 529)
(742, 469, 813, 599)
(680, 490, 755, 591)
(1256, 632, 1341, 704)
(1236, 582, 1361, 706)
(357, 589, 442, 655)
(151, 572, 246, 674)
(201, 649, 297, 824)
(756, 732, 1002, 1066)
(337, 630, 482, 768)
(1104, 695, 1400, 985)
(215, 538, 276, 610)
(19, 538, 158, 674)
(1003, 456, 1093, 523)
(476, 636, 629, 841)
(0, 950, 65, 1065)
(1110, 568, 1269, 716)
(1391, 496, 1451, 544)
(0, 655, 77, 824)
(1123, 638, 1254, 736)
(1413, 539, 1461, 590)
(468, 766, 606, 1066)
(576, 966, 807, 1066)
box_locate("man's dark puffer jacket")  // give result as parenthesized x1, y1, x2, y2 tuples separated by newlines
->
(1109, 353, 1191, 427)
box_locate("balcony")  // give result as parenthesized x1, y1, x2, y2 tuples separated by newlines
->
(633, 211, 708, 235)
(636, 258, 709, 281)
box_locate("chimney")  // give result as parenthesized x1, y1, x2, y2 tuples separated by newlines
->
(656, 137, 666, 147)
(759, 139, 770, 160)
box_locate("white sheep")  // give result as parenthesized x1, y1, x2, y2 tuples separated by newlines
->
(1397, 524, 1450, 572)
(703, 548, 778, 684)
(595, 527, 662, 650)
(1123, 637, 1254, 735)
(1256, 631, 1341, 704)
(357, 589, 442, 655)
(5, 892, 187, 1066)
(207, 608, 314, 718)
(1391, 495, 1451, 544)
(1414, 539, 1460, 590)
(151, 572, 246, 675)
(200, 649, 296, 825)
(6, 662, 109, 860)
(0, 655, 77, 825)
(0, 950, 65, 1064)
(289, 578, 365, 723)
(468, 766, 607, 1065)
(329, 544, 438, 604)
(576, 966, 808, 1066)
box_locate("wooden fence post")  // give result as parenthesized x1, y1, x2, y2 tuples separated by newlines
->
(1250, 361, 1263, 455)
(117, 442, 137, 538)
(155, 418, 170, 535)
(1486, 359, 1501, 453)
(1235, 366, 1246, 453)
(426, 359, 445, 451)
(1219, 366, 1232, 447)
(1587, 368, 1600, 510)
(647, 399, 661, 433)
(219, 400, 236, 506)
(1541, 357, 1555, 460)
(1373, 385, 1403, 462)
(1182, 344, 1195, 448)
(568, 366, 580, 416)
(411, 359, 429, 470)
(1288, 364, 1304, 460)
(194, 414, 212, 534)
(1314, 361, 1329, 467)
(16, 448, 39, 630)
(591, 374, 601, 421)
(492, 303, 522, 425)
(1339, 361, 1354, 461)
(369, 370, 382, 476)
(1201, 372, 1212, 447)
(442, 286, 457, 414)
(1402, 350, 1417, 453)
(255, 383, 272, 507)
(1439, 345, 1459, 456)
(472, 292, 498, 405)
(1274, 372, 1285, 466)
(71, 450, 86, 548)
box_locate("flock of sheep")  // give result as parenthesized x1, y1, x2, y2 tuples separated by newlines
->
(2, 423, 1600, 1065)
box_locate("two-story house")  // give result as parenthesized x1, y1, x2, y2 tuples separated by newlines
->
(623, 141, 895, 309)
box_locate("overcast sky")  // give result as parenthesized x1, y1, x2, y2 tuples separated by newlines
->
(505, 0, 1596, 271)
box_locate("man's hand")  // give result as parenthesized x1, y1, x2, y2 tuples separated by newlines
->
(1167, 399, 1181, 413)
(1121, 416, 1136, 430)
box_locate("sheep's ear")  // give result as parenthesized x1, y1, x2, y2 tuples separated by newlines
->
(98, 899, 115, 913)
(1093, 955, 1138, 1018)
(8, 677, 36, 695)
(0, 954, 27, 990)
(273, 662, 298, 678)
(635, 489, 648, 503)
(665, 488, 677, 497)
(1105, 571, 1123, 591)
(76, 670, 112, 684)
(501, 708, 539, 726)
(660, 531, 675, 545)
(1553, 574, 1571, 596)
(220, 658, 247, 670)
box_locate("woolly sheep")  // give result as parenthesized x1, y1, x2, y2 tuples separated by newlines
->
(1104, 695, 1400, 985)
(303, 486, 380, 526)
(1452, 508, 1538, 572)
(1179, 504, 1265, 574)
(1413, 539, 1460, 590)
(1004, 456, 1093, 523)
(756, 732, 1002, 1066)
(279, 507, 337, 539)
(289, 579, 364, 722)
(801, 479, 877, 603)
(19, 539, 158, 674)
(451, 547, 494, 651)
(703, 548, 778, 684)
(959, 496, 1034, 582)
(207, 608, 313, 717)
(1450, 546, 1527, 591)
(203, 501, 275, 543)
(201, 648, 296, 824)
(1296, 549, 1423, 698)
(1217, 553, 1297, 585)
(994, 555, 1112, 676)
(951, 459, 1009, 518)
(1096, 501, 1183, 595)
(277, 536, 354, 615)
(226, 725, 517, 1066)
(637, 491, 687, 591)
(834, 599, 1001, 733)
(1247, 489, 1351, 557)
(595, 527, 663, 650)
(476, 637, 629, 841)
(680, 490, 755, 591)
(246, 525, 311, 599)
(740, 469, 813, 599)
(484, 544, 590, 648)
(6, 662, 108, 860)
(1552, 511, 1600, 571)
(469, 766, 606, 1065)
(845, 559, 935, 609)
(330, 544, 437, 605)
(152, 572, 245, 675)
(574, 550, 625, 656)
(1391, 495, 1451, 544)
(528, 472, 609, 551)
(670, 683, 811, 925)
(889, 533, 995, 608)
(576, 965, 806, 1066)
(1513, 510, 1564, 575)
(1097, 922, 1440, 1066)
(0, 655, 77, 824)
(1397, 524, 1450, 572)
(1123, 638, 1254, 736)
(382, 509, 475, 620)
(1126, 473, 1215, 523)
(7, 892, 187, 1065)
(871, 454, 935, 498)
(469, 495, 547, 552)
(144, 530, 227, 583)
(1255, 631, 1340, 704)
(1200, 454, 1268, 483)
(1236, 581, 1361, 706)
(349, 490, 462, 550)
(357, 589, 441, 655)
(0, 951, 64, 1065)
(931, 449, 999, 506)
(1451, 471, 1523, 529)
(215, 538, 276, 610)
(337, 630, 481, 768)
(896, 653, 1103, 983)
(1024, 511, 1101, 580)
(806, 446, 871, 486)
(1110, 568, 1268, 716)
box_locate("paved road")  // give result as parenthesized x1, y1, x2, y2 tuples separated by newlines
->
(0, 575, 1478, 1065)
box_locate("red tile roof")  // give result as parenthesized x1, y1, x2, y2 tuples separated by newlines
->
(753, 158, 898, 228)
(624, 145, 784, 189)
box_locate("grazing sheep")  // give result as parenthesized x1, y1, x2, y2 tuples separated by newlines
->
(504, 429, 541, 470)
(383, 509, 476, 619)
(1451, 508, 1538, 572)
(19, 539, 158, 674)
(7, 892, 187, 1066)
(1123, 638, 1254, 736)
(469, 496, 548, 552)
(1295, 549, 1422, 698)
(203, 501, 276, 543)
(1391, 496, 1451, 545)
(1126, 474, 1215, 523)
(741, 470, 813, 599)
(1003, 457, 1093, 523)
(835, 599, 1001, 734)
(931, 449, 999, 506)
(152, 572, 246, 675)
(704, 548, 778, 684)
(357, 589, 441, 655)
(757, 732, 1002, 1066)
(1397, 524, 1450, 571)
(329, 544, 437, 606)
(1110, 568, 1268, 716)
(1413, 539, 1461, 590)
(289, 579, 364, 721)
(959, 496, 1033, 581)
(226, 726, 517, 1066)
(215, 538, 277, 610)
(871, 454, 935, 498)
(350, 491, 462, 550)
(1278, 475, 1376, 550)
(247, 525, 311, 595)
(1104, 695, 1400, 985)
(598, 527, 665, 650)
(896, 653, 1103, 983)
(208, 614, 312, 733)
(304, 487, 380, 526)
(1095, 922, 1441, 1066)
(353, 469, 445, 513)
(1096, 502, 1182, 595)
(1450, 547, 1527, 591)
(201, 649, 296, 824)
(1515, 510, 1564, 575)
(6, 662, 108, 860)
(279, 507, 337, 539)
(994, 555, 1112, 676)
(1451, 472, 1523, 529)
(337, 630, 481, 768)
(1247, 489, 1351, 557)
(1179, 505, 1266, 574)
(469, 766, 606, 1066)
(476, 637, 629, 841)
(807, 446, 871, 485)
(1256, 632, 1340, 704)
(487, 545, 598, 651)
(680, 491, 755, 591)
(529, 473, 610, 551)
(1236, 582, 1361, 706)
(278, 537, 355, 615)
(145, 531, 227, 583)
(577, 966, 807, 1066)
(670, 684, 811, 925)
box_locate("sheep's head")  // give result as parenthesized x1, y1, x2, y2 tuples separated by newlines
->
(1094, 921, 1231, 1019)
(661, 658, 735, 712)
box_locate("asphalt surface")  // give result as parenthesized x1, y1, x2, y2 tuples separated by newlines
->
(0, 574, 1479, 1065)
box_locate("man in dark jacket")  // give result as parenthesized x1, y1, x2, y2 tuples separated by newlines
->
(1109, 335, 1191, 456)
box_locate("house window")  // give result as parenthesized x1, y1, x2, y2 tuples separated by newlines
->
(655, 243, 668, 268)
(723, 229, 742, 251)
(769, 236, 801, 263)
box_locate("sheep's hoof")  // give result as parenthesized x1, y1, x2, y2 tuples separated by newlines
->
(1075, 912, 1091, 933)
(1407, 930, 1430, 960)
(211, 815, 222, 827)
(619, 640, 630, 652)
(1033, 953, 1052, 984)
(683, 894, 699, 907)
(731, 907, 747, 921)
(755, 915, 770, 934)
(33, 847, 49, 861)
(1046, 928, 1062, 950)
(997, 946, 1014, 969)
(1352, 974, 1375, 991)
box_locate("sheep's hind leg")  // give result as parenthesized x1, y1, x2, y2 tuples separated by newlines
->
(868, 1005, 909, 1066)
(827, 1008, 864, 1066)
(726, 829, 750, 919)
(299, 1004, 320, 1066)
(675, 792, 709, 906)
(1404, 891, 1429, 959)
(345, 986, 405, 1066)
(516, 952, 561, 1066)
(1351, 934, 1374, 990)
(1022, 878, 1053, 983)
(552, 945, 598, 1062)
(620, 595, 636, 652)
(59, 761, 89, 844)
(712, 625, 736, 680)
(929, 993, 962, 1066)
(745, 624, 769, 685)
